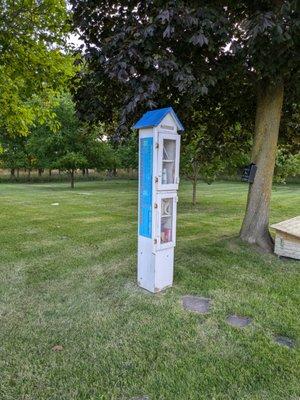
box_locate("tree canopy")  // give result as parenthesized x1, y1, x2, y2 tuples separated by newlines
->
(0, 0, 74, 136)
(72, 1, 299, 121)
(71, 0, 233, 128)
(72, 0, 299, 251)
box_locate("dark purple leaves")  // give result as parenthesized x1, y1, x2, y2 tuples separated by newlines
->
(118, 69, 128, 82)
(143, 25, 155, 38)
(182, 14, 199, 27)
(163, 25, 174, 38)
(246, 11, 276, 39)
(260, 12, 275, 31)
(71, 0, 298, 132)
(173, 70, 195, 92)
(129, 66, 137, 76)
(146, 99, 157, 109)
(200, 85, 208, 95)
(148, 82, 158, 94)
(157, 9, 171, 24)
(189, 33, 208, 46)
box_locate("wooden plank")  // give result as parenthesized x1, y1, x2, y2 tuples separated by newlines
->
(274, 235, 300, 260)
(275, 231, 300, 245)
(270, 216, 300, 238)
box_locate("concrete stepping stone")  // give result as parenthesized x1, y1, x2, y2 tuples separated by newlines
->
(274, 336, 295, 348)
(182, 295, 211, 314)
(227, 315, 252, 328)
(52, 344, 63, 351)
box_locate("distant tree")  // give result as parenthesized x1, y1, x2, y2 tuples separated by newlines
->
(117, 133, 138, 172)
(57, 152, 87, 188)
(81, 124, 117, 175)
(0, 134, 27, 177)
(274, 146, 300, 184)
(26, 128, 57, 176)
(28, 93, 118, 187)
(24, 93, 82, 186)
(181, 109, 251, 205)
(181, 129, 221, 206)
(0, 133, 40, 179)
(27, 93, 79, 180)
(0, 0, 74, 136)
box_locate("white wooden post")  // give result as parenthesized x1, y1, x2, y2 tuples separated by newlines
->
(133, 107, 184, 293)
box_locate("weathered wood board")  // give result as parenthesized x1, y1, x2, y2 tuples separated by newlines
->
(271, 216, 300, 260)
(274, 234, 300, 259)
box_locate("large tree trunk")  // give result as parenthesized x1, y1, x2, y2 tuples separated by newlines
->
(70, 170, 75, 189)
(240, 81, 284, 252)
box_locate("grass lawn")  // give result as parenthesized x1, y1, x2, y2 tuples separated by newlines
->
(0, 180, 299, 400)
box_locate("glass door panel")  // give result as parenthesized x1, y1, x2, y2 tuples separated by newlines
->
(162, 139, 176, 185)
(157, 133, 180, 190)
(155, 193, 177, 249)
(160, 198, 173, 244)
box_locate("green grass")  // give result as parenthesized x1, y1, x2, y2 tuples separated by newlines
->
(0, 180, 299, 400)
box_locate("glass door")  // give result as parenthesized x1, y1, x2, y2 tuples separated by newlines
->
(157, 133, 180, 191)
(156, 193, 177, 249)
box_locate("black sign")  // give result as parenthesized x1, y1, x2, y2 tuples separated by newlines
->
(241, 163, 257, 183)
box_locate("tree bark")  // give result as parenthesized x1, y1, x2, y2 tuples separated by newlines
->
(191, 162, 199, 205)
(10, 168, 15, 177)
(240, 81, 284, 252)
(38, 168, 43, 177)
(192, 176, 197, 205)
(49, 169, 52, 177)
(70, 170, 75, 189)
(16, 168, 19, 178)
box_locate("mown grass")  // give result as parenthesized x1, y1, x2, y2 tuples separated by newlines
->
(0, 180, 299, 400)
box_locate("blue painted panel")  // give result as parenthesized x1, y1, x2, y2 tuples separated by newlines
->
(139, 137, 153, 238)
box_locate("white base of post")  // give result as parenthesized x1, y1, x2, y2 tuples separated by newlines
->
(138, 237, 174, 293)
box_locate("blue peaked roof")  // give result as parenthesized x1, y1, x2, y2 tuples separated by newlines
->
(133, 107, 184, 131)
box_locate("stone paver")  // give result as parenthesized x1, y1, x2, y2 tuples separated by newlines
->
(182, 296, 211, 314)
(52, 345, 63, 351)
(226, 315, 252, 328)
(274, 336, 295, 348)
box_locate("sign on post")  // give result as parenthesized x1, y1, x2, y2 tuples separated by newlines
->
(241, 163, 257, 183)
